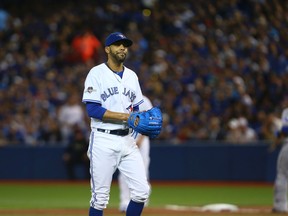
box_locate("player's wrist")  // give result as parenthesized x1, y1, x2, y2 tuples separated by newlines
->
(123, 113, 129, 122)
(103, 110, 129, 122)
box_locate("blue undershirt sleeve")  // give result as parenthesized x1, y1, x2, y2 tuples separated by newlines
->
(86, 102, 107, 120)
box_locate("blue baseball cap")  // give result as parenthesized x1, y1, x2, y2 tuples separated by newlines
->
(105, 32, 133, 47)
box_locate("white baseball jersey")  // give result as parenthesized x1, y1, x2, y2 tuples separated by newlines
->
(82, 63, 143, 129)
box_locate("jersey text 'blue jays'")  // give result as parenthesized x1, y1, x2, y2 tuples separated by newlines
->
(101, 87, 136, 102)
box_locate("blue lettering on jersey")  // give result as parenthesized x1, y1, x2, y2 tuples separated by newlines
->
(122, 87, 136, 102)
(100, 87, 135, 102)
(101, 87, 119, 101)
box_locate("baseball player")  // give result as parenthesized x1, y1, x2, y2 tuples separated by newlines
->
(118, 95, 152, 212)
(82, 32, 150, 216)
(272, 108, 288, 213)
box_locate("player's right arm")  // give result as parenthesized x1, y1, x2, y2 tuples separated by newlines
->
(103, 110, 129, 122)
(86, 102, 129, 122)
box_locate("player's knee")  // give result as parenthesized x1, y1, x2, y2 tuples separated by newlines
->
(131, 183, 151, 203)
(90, 193, 109, 210)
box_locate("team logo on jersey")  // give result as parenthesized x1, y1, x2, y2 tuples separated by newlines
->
(86, 87, 94, 93)
(126, 104, 133, 112)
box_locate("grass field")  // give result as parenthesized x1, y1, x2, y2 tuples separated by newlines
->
(0, 180, 281, 216)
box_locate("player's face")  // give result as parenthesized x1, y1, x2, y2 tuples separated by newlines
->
(108, 42, 128, 63)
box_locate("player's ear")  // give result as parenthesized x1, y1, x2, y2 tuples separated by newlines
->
(105, 46, 110, 54)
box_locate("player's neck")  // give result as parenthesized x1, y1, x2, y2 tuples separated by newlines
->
(106, 60, 123, 72)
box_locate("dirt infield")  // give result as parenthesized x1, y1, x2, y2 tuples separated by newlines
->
(0, 206, 281, 216)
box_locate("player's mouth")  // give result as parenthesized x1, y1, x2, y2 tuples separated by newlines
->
(118, 52, 126, 58)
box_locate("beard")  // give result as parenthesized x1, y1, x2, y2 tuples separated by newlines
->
(110, 51, 126, 63)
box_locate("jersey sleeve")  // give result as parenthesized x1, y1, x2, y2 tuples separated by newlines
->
(140, 96, 153, 111)
(82, 70, 101, 104)
(133, 76, 144, 108)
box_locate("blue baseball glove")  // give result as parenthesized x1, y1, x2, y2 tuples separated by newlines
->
(128, 107, 163, 139)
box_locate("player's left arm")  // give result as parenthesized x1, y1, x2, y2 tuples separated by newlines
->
(131, 74, 144, 111)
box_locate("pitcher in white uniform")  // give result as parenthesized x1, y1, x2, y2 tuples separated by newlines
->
(272, 108, 288, 213)
(82, 32, 150, 216)
(118, 95, 153, 212)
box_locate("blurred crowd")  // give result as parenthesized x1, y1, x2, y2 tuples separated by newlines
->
(0, 0, 288, 146)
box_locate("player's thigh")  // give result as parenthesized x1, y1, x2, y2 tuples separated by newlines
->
(88, 132, 119, 190)
(118, 148, 150, 198)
